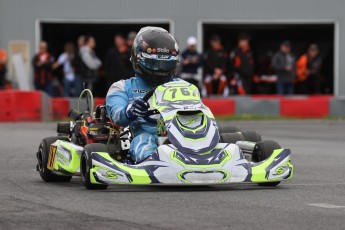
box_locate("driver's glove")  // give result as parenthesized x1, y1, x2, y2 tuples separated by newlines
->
(125, 98, 149, 121)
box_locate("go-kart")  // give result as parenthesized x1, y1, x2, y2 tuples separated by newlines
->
(36, 81, 293, 189)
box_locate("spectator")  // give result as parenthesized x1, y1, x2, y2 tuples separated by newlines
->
(115, 33, 134, 78)
(53, 42, 80, 97)
(127, 31, 137, 48)
(77, 35, 86, 49)
(79, 36, 102, 91)
(0, 49, 7, 89)
(229, 33, 255, 95)
(105, 33, 134, 89)
(180, 36, 202, 88)
(203, 35, 229, 97)
(296, 44, 322, 94)
(71, 35, 86, 94)
(254, 51, 277, 94)
(32, 41, 54, 96)
(271, 40, 296, 95)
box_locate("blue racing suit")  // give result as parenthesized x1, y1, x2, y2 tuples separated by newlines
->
(106, 76, 158, 163)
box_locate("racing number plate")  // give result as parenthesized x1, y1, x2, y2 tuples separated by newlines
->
(163, 87, 199, 102)
(47, 145, 57, 170)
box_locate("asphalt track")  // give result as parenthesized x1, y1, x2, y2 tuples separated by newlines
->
(0, 120, 344, 230)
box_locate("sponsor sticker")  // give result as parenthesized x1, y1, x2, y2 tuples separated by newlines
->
(106, 171, 122, 179)
(47, 145, 57, 170)
(184, 117, 198, 125)
(133, 89, 151, 93)
(157, 47, 170, 53)
(158, 55, 170, 59)
(275, 166, 285, 175)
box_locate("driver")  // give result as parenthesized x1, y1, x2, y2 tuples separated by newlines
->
(106, 27, 180, 163)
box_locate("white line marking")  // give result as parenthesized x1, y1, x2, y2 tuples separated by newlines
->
(307, 203, 345, 209)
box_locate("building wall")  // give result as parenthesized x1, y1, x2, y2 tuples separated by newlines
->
(1, 0, 345, 96)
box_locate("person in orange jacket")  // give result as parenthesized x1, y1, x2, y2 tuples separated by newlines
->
(203, 35, 229, 97)
(32, 41, 55, 96)
(296, 44, 322, 94)
(229, 33, 254, 95)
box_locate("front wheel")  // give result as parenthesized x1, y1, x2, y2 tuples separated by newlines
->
(253, 140, 282, 187)
(80, 144, 108, 190)
(37, 136, 72, 182)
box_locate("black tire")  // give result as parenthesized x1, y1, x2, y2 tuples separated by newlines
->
(242, 131, 262, 143)
(37, 136, 72, 182)
(80, 143, 108, 190)
(253, 140, 282, 187)
(258, 181, 281, 187)
(219, 125, 242, 134)
(57, 122, 71, 135)
(220, 132, 245, 144)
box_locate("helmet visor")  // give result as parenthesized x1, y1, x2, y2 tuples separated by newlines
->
(139, 53, 179, 72)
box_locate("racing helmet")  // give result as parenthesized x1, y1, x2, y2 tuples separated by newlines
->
(130, 27, 179, 87)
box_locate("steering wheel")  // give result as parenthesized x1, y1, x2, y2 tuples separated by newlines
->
(142, 87, 160, 124)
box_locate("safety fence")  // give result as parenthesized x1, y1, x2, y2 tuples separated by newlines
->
(0, 90, 344, 122)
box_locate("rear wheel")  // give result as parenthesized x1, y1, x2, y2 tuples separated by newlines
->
(57, 122, 71, 135)
(242, 131, 262, 143)
(220, 132, 245, 144)
(219, 125, 242, 134)
(37, 136, 72, 182)
(253, 140, 282, 187)
(80, 143, 108, 190)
